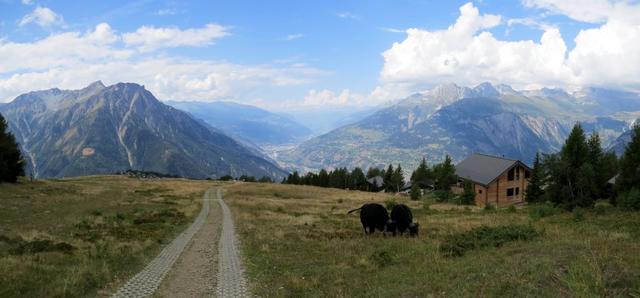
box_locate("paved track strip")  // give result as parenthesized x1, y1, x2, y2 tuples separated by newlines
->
(112, 188, 215, 298)
(216, 189, 250, 297)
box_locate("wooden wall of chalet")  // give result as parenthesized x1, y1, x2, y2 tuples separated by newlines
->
(474, 165, 530, 207)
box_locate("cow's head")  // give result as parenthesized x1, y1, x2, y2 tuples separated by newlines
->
(385, 219, 397, 234)
(408, 222, 420, 236)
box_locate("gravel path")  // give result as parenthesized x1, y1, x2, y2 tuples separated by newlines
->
(216, 189, 251, 297)
(111, 188, 215, 298)
(154, 190, 222, 297)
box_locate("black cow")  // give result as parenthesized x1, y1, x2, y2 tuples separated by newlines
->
(389, 204, 419, 236)
(347, 203, 389, 234)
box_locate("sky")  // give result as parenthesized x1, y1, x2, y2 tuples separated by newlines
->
(1, 0, 639, 111)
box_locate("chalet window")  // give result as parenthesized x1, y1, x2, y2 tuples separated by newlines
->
(515, 167, 520, 180)
(507, 188, 514, 196)
(515, 187, 520, 195)
(478, 189, 483, 194)
(525, 170, 531, 179)
(508, 168, 515, 181)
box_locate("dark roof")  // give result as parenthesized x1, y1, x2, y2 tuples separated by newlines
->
(607, 174, 619, 184)
(367, 176, 384, 187)
(400, 181, 413, 191)
(455, 153, 531, 186)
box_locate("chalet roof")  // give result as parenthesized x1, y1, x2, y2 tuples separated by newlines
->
(455, 153, 531, 186)
(367, 176, 384, 188)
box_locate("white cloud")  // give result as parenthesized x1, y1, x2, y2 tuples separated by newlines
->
(18, 6, 65, 28)
(285, 33, 304, 41)
(86, 23, 120, 44)
(21, 0, 34, 5)
(302, 89, 365, 106)
(0, 24, 131, 73)
(256, 88, 370, 111)
(122, 23, 229, 52)
(0, 23, 323, 103)
(379, 1, 640, 96)
(381, 27, 406, 34)
(155, 9, 177, 16)
(522, 0, 640, 24)
(336, 12, 360, 20)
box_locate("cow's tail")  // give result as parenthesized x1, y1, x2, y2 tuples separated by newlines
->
(347, 207, 362, 214)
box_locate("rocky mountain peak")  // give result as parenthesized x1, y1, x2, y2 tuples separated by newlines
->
(472, 82, 500, 97)
(83, 80, 106, 91)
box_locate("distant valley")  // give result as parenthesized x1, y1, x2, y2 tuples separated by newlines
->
(166, 101, 313, 146)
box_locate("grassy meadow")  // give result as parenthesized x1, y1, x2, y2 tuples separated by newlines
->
(0, 175, 216, 297)
(226, 183, 640, 297)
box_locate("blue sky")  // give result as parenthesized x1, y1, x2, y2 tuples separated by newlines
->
(1, 0, 638, 111)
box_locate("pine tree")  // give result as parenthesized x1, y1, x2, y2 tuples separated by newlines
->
(350, 167, 367, 191)
(0, 113, 25, 183)
(525, 152, 544, 203)
(587, 132, 606, 198)
(434, 155, 456, 191)
(384, 164, 394, 191)
(392, 164, 405, 192)
(411, 157, 432, 188)
(366, 167, 382, 179)
(617, 124, 640, 193)
(546, 123, 595, 210)
(289, 171, 301, 185)
(318, 169, 329, 187)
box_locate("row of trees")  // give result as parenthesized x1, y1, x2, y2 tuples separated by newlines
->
(0, 113, 24, 183)
(526, 123, 640, 210)
(281, 166, 403, 192)
(282, 155, 457, 195)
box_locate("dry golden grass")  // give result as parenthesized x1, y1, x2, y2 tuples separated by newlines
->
(0, 175, 218, 298)
(225, 182, 640, 297)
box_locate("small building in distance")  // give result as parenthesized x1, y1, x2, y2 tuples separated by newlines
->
(452, 153, 532, 207)
(367, 176, 384, 191)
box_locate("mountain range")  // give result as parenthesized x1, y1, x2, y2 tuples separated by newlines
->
(166, 101, 312, 146)
(276, 83, 640, 172)
(0, 81, 287, 179)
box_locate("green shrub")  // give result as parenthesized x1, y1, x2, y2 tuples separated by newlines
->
(459, 179, 475, 205)
(384, 199, 397, 210)
(483, 204, 496, 212)
(434, 190, 454, 202)
(440, 224, 539, 257)
(410, 184, 421, 201)
(572, 208, 585, 222)
(593, 204, 607, 215)
(0, 236, 75, 255)
(529, 203, 561, 221)
(618, 188, 640, 211)
(506, 205, 517, 213)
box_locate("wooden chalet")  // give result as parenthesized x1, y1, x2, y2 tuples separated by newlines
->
(452, 153, 532, 207)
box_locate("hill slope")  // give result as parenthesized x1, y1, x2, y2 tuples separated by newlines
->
(0, 82, 287, 179)
(279, 83, 635, 171)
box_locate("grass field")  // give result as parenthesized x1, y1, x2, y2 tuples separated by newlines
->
(226, 183, 640, 297)
(0, 176, 216, 297)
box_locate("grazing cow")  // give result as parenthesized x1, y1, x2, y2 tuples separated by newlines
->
(347, 203, 389, 234)
(389, 204, 419, 236)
